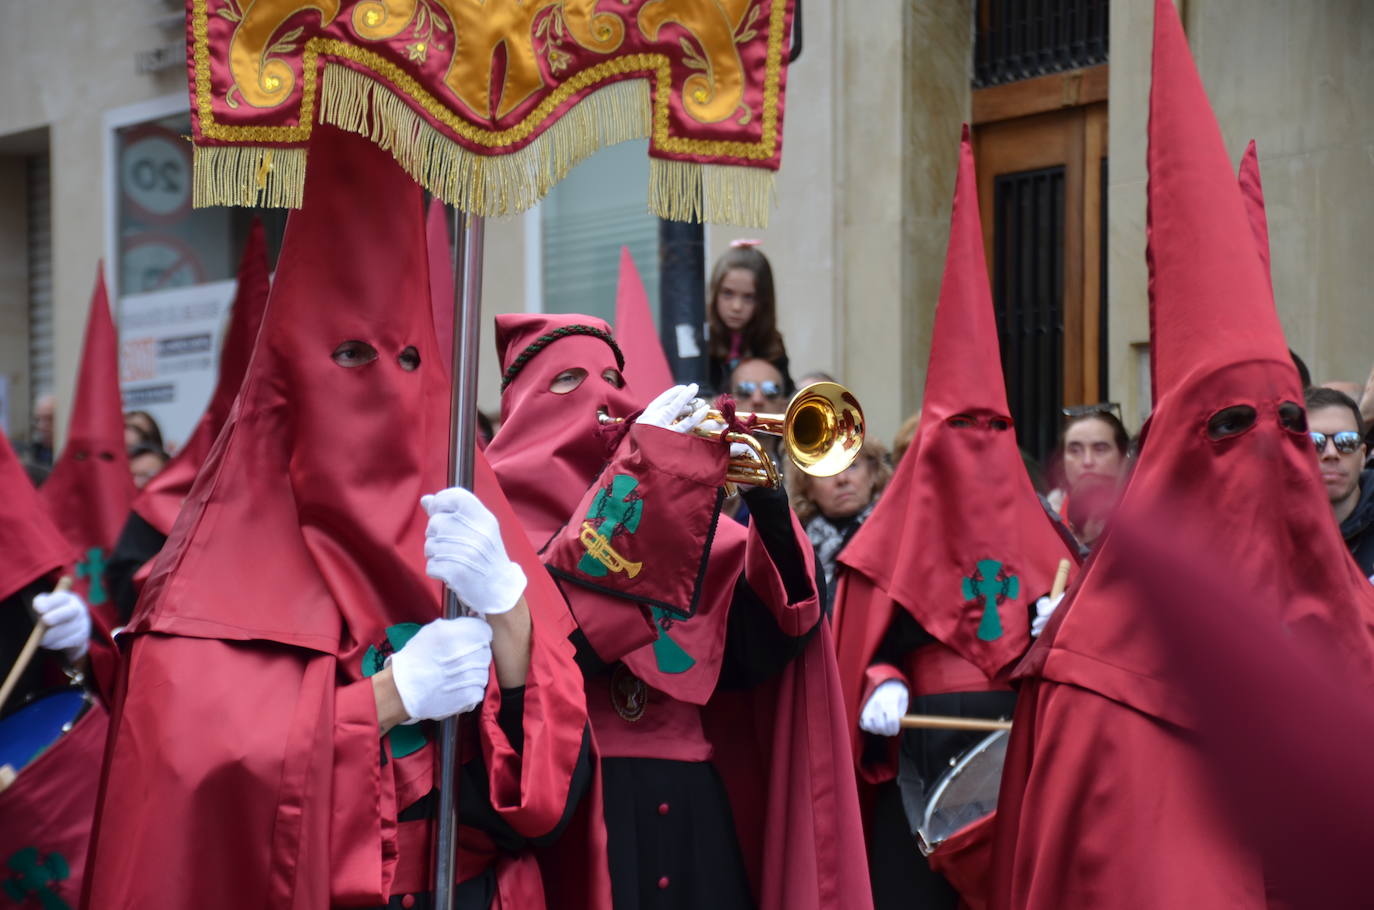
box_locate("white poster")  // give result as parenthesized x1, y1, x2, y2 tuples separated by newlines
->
(118, 279, 236, 451)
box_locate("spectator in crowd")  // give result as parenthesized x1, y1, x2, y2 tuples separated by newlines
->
(705, 242, 792, 394)
(31, 393, 55, 466)
(1305, 387, 1374, 577)
(1045, 405, 1131, 552)
(788, 438, 892, 612)
(721, 357, 791, 524)
(123, 409, 164, 455)
(127, 443, 170, 490)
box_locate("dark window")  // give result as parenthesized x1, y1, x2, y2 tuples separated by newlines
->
(975, 0, 1110, 88)
(993, 165, 1065, 462)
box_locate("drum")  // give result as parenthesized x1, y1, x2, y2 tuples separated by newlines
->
(916, 728, 1008, 856)
(0, 688, 92, 776)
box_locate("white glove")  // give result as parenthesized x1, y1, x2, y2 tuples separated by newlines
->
(1030, 592, 1066, 638)
(639, 384, 709, 434)
(422, 487, 526, 616)
(32, 590, 91, 660)
(697, 417, 754, 460)
(859, 679, 909, 737)
(388, 617, 493, 722)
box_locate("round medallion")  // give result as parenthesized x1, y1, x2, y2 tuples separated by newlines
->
(610, 664, 647, 722)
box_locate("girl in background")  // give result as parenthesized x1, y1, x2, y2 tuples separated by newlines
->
(706, 241, 792, 394)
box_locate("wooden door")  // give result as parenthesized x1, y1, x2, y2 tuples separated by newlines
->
(972, 82, 1107, 461)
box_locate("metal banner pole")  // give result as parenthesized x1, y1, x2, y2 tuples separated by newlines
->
(433, 210, 485, 909)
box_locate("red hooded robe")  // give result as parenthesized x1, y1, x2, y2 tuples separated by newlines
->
(613, 246, 674, 411)
(988, 3, 1374, 906)
(82, 126, 602, 910)
(486, 312, 872, 910)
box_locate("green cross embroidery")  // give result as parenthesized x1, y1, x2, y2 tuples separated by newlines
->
(361, 623, 426, 758)
(578, 474, 644, 578)
(76, 547, 108, 606)
(649, 607, 695, 674)
(4, 847, 71, 910)
(961, 559, 1020, 642)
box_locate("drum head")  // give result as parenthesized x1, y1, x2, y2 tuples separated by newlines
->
(0, 688, 90, 774)
(918, 729, 1009, 854)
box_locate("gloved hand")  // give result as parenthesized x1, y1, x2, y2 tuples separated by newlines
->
(32, 590, 91, 661)
(422, 487, 526, 616)
(697, 417, 755, 461)
(388, 617, 493, 723)
(858, 679, 909, 737)
(1030, 592, 1066, 638)
(639, 384, 709, 434)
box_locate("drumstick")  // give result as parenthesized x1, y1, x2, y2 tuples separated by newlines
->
(0, 577, 73, 714)
(1050, 557, 1072, 600)
(900, 714, 1012, 732)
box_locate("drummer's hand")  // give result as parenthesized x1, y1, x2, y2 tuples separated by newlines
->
(32, 590, 91, 661)
(859, 680, 909, 737)
(640, 384, 709, 434)
(387, 617, 493, 724)
(421, 487, 525, 616)
(1030, 592, 1065, 638)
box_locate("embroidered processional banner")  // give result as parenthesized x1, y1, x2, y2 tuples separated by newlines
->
(187, 0, 795, 226)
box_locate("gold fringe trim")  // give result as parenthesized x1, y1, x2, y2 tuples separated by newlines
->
(649, 157, 776, 229)
(192, 144, 306, 208)
(318, 64, 651, 217)
(193, 64, 778, 225)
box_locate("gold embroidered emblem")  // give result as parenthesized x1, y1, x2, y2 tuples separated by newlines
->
(610, 664, 647, 722)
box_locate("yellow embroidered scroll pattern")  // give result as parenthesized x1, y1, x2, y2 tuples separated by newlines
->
(638, 0, 752, 124)
(228, 0, 342, 108)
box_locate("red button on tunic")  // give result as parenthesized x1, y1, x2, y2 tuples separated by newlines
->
(401, 895, 416, 908)
(658, 802, 670, 815)
(658, 876, 670, 889)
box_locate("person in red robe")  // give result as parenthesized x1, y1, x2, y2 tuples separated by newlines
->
(987, 2, 1374, 906)
(478, 312, 871, 910)
(82, 126, 603, 910)
(104, 220, 272, 623)
(832, 127, 1076, 910)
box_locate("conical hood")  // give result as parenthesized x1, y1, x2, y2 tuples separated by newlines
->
(1144, 2, 1292, 402)
(0, 430, 75, 603)
(40, 267, 135, 599)
(1026, 0, 1374, 725)
(613, 246, 673, 408)
(130, 126, 449, 665)
(839, 126, 1073, 681)
(486, 312, 635, 548)
(427, 198, 456, 375)
(1237, 139, 1272, 291)
(132, 221, 271, 535)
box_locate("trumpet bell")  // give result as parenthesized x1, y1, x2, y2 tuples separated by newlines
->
(782, 381, 866, 478)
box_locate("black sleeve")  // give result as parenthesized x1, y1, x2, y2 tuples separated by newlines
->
(739, 485, 813, 604)
(105, 512, 168, 624)
(404, 714, 596, 853)
(871, 608, 935, 668)
(0, 580, 55, 706)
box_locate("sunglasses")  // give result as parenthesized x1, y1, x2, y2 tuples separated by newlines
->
(1310, 430, 1363, 455)
(734, 380, 784, 399)
(1062, 402, 1122, 421)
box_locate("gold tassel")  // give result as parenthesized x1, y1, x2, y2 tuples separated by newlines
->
(318, 64, 653, 218)
(193, 144, 306, 208)
(649, 158, 776, 229)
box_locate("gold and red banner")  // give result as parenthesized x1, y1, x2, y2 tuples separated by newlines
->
(188, 0, 795, 226)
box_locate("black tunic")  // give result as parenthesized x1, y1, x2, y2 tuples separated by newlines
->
(104, 512, 168, 624)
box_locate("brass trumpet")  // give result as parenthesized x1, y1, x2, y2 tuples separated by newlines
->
(600, 381, 866, 488)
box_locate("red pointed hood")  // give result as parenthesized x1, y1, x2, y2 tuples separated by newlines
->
(613, 246, 673, 408)
(485, 313, 636, 548)
(427, 199, 456, 375)
(839, 126, 1074, 681)
(0, 431, 76, 603)
(1237, 139, 1272, 290)
(40, 268, 135, 560)
(131, 221, 270, 536)
(129, 126, 449, 663)
(1026, 0, 1374, 725)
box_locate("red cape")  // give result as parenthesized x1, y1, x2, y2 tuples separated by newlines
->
(84, 127, 604, 909)
(131, 221, 270, 537)
(613, 246, 673, 409)
(989, 4, 1374, 905)
(0, 431, 75, 604)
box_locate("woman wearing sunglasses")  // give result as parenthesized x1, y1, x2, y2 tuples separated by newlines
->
(1305, 387, 1374, 577)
